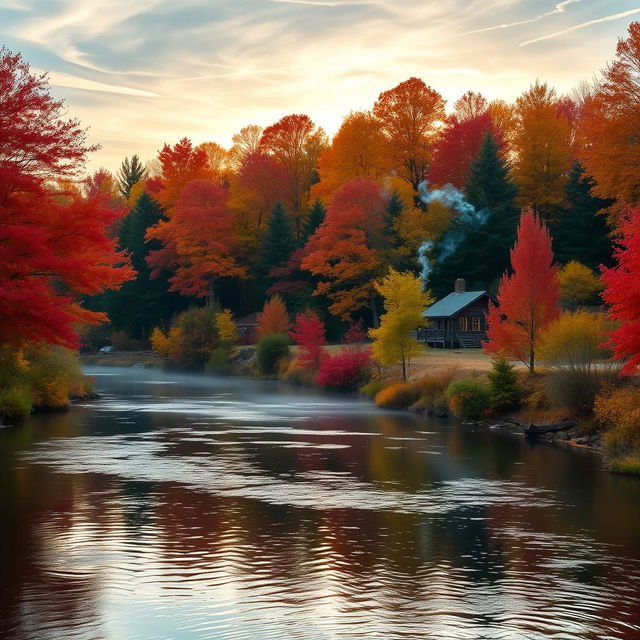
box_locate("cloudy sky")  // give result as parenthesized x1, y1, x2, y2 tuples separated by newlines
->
(1, 0, 638, 172)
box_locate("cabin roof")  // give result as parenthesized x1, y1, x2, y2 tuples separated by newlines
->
(423, 291, 490, 318)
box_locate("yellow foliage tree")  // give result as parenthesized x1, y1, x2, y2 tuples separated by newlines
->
(216, 308, 238, 347)
(558, 261, 603, 310)
(538, 310, 608, 372)
(369, 269, 433, 381)
(512, 82, 572, 220)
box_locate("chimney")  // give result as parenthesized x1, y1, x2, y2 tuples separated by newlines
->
(454, 278, 466, 294)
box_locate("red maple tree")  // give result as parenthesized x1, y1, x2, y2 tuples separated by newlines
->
(147, 179, 244, 300)
(601, 206, 640, 374)
(0, 48, 132, 348)
(484, 209, 560, 371)
(289, 311, 326, 369)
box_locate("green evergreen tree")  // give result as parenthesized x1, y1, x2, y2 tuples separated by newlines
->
(117, 154, 146, 199)
(487, 355, 522, 413)
(302, 198, 326, 242)
(550, 162, 614, 269)
(259, 201, 297, 292)
(100, 191, 189, 339)
(429, 132, 519, 298)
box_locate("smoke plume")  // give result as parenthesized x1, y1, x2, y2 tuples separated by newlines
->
(417, 180, 488, 286)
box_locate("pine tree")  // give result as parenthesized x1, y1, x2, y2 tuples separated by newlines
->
(100, 191, 188, 338)
(259, 201, 297, 292)
(551, 163, 614, 269)
(487, 355, 522, 413)
(117, 155, 146, 199)
(429, 132, 519, 298)
(302, 198, 326, 242)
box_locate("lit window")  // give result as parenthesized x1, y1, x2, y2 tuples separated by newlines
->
(472, 317, 481, 331)
(458, 316, 468, 331)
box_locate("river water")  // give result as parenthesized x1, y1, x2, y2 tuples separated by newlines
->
(1, 367, 639, 640)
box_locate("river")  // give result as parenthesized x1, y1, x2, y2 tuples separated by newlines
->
(1, 366, 639, 639)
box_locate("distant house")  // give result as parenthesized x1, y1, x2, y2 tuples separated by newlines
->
(422, 279, 497, 348)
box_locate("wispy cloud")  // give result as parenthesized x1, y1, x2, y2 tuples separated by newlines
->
(46, 71, 160, 97)
(460, 0, 581, 36)
(520, 7, 640, 46)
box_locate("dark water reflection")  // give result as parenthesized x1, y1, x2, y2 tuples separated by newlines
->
(1, 367, 639, 640)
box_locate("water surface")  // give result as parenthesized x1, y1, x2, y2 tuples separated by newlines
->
(1, 367, 639, 639)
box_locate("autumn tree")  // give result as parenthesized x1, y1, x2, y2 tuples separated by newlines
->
(314, 111, 389, 201)
(215, 309, 238, 347)
(558, 261, 603, 310)
(0, 47, 132, 348)
(257, 295, 291, 337)
(373, 77, 445, 190)
(578, 22, 640, 210)
(601, 206, 640, 374)
(302, 178, 388, 325)
(156, 138, 212, 209)
(484, 209, 560, 372)
(289, 310, 326, 369)
(147, 180, 244, 302)
(229, 124, 263, 170)
(512, 82, 572, 220)
(117, 155, 146, 199)
(369, 269, 433, 381)
(259, 114, 327, 233)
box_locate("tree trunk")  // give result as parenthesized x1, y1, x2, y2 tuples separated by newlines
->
(370, 293, 379, 329)
(401, 356, 407, 382)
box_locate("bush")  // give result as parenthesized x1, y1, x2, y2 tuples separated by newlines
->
(446, 378, 490, 420)
(316, 348, 371, 390)
(545, 369, 603, 415)
(487, 355, 522, 413)
(204, 346, 231, 374)
(594, 386, 640, 469)
(282, 361, 317, 387)
(415, 367, 461, 411)
(374, 382, 421, 409)
(28, 346, 89, 409)
(151, 307, 219, 368)
(360, 380, 387, 398)
(257, 333, 290, 375)
(0, 384, 32, 419)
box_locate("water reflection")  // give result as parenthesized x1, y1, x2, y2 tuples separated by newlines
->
(1, 367, 639, 640)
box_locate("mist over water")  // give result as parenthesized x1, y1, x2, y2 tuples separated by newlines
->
(1, 366, 640, 640)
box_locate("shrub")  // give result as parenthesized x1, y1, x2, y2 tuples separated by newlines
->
(0, 384, 32, 419)
(374, 382, 421, 410)
(342, 319, 367, 344)
(256, 333, 290, 375)
(204, 346, 231, 374)
(446, 378, 490, 420)
(282, 361, 317, 387)
(545, 369, 603, 415)
(415, 367, 461, 410)
(151, 307, 219, 368)
(28, 346, 88, 409)
(594, 386, 640, 468)
(360, 380, 387, 398)
(316, 348, 371, 390)
(289, 310, 326, 370)
(487, 355, 522, 413)
(215, 309, 238, 347)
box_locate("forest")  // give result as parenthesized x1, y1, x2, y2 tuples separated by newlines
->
(2, 23, 640, 471)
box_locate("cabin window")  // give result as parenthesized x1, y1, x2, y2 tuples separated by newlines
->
(458, 316, 468, 331)
(472, 317, 481, 331)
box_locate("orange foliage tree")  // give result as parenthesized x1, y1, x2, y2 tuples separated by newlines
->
(147, 180, 244, 301)
(302, 178, 387, 325)
(484, 209, 560, 372)
(257, 295, 291, 336)
(512, 82, 572, 220)
(578, 22, 640, 212)
(601, 206, 640, 374)
(372, 77, 445, 190)
(259, 114, 327, 233)
(314, 111, 389, 201)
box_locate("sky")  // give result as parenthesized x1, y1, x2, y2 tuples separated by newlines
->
(1, 0, 639, 173)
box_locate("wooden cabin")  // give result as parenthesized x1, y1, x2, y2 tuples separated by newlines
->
(422, 278, 496, 348)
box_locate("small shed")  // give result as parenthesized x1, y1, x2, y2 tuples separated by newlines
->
(422, 279, 496, 348)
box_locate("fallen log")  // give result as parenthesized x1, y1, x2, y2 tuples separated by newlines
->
(523, 420, 578, 437)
